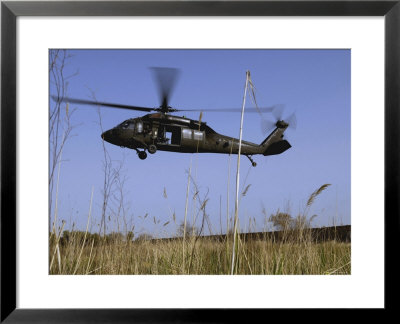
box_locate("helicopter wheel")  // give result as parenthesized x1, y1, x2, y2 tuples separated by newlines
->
(138, 151, 147, 160)
(245, 155, 257, 167)
(148, 144, 157, 154)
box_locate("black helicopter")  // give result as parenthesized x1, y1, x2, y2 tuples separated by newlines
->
(53, 68, 296, 167)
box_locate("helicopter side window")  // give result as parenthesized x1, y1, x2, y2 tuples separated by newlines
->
(182, 129, 192, 139)
(193, 130, 204, 141)
(136, 121, 143, 133)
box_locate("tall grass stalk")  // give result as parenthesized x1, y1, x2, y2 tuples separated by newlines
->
(85, 238, 96, 274)
(183, 157, 192, 273)
(224, 141, 234, 268)
(49, 220, 65, 272)
(73, 186, 94, 274)
(51, 132, 65, 237)
(231, 70, 250, 275)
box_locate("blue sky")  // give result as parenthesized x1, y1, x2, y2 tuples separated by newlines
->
(50, 49, 350, 237)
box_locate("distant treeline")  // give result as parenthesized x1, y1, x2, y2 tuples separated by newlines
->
(57, 231, 134, 247)
(55, 225, 350, 247)
(201, 225, 351, 243)
(150, 225, 351, 244)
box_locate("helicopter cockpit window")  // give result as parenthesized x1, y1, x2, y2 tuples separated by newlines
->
(119, 121, 129, 128)
(119, 121, 136, 130)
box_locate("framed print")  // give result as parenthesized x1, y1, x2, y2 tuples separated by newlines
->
(1, 0, 399, 322)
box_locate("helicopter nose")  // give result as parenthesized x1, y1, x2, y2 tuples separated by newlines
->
(101, 129, 113, 143)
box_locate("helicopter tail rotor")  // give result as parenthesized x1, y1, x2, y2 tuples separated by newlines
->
(258, 104, 295, 163)
(260, 105, 297, 135)
(285, 111, 297, 130)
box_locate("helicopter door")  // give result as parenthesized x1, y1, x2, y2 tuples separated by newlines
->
(165, 126, 181, 146)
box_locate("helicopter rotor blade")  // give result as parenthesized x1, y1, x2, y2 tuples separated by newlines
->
(272, 104, 285, 121)
(150, 67, 180, 109)
(261, 118, 277, 135)
(51, 96, 155, 112)
(175, 106, 276, 113)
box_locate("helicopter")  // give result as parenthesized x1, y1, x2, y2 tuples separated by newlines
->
(53, 68, 296, 167)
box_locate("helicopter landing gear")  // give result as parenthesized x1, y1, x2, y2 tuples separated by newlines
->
(137, 150, 147, 160)
(245, 155, 257, 167)
(148, 144, 157, 154)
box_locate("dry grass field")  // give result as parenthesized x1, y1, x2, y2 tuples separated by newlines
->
(49, 183, 351, 275)
(49, 230, 351, 275)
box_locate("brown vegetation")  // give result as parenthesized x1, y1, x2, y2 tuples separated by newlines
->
(50, 225, 350, 275)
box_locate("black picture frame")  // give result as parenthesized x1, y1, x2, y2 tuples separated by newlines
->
(1, 1, 398, 322)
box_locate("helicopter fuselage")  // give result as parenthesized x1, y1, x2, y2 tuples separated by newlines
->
(101, 113, 291, 165)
